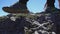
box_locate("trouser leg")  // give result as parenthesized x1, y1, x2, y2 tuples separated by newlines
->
(19, 0, 29, 4)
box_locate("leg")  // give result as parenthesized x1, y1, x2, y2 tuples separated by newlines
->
(58, 0, 60, 8)
(45, 0, 55, 8)
(43, 0, 60, 13)
(19, 0, 29, 4)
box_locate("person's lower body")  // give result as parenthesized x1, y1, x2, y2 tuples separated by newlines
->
(2, 0, 29, 14)
(43, 0, 55, 13)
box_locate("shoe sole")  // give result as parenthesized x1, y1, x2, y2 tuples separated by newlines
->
(2, 7, 29, 14)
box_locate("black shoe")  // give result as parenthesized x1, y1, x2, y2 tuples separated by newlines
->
(2, 2, 29, 14)
(44, 7, 60, 13)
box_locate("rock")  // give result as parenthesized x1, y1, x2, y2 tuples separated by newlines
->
(0, 13, 58, 34)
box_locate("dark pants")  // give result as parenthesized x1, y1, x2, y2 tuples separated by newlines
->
(19, 0, 29, 4)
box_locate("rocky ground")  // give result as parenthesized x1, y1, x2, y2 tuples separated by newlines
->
(0, 13, 57, 34)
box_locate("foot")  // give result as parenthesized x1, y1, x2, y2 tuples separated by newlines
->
(44, 7, 60, 13)
(2, 2, 29, 14)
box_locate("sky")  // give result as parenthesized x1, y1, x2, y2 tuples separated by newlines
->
(0, 0, 59, 16)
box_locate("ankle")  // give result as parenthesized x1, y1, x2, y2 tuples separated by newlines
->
(19, 1, 28, 4)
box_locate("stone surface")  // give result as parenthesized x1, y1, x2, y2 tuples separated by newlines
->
(0, 13, 57, 34)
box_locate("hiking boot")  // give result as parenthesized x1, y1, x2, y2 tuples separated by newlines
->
(2, 0, 29, 14)
(44, 7, 60, 13)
